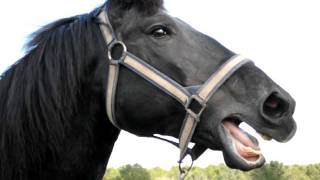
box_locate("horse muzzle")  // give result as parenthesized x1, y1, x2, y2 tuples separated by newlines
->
(214, 90, 297, 171)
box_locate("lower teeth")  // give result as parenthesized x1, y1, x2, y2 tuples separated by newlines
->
(242, 146, 261, 155)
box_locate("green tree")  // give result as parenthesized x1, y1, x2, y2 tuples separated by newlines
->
(185, 167, 207, 180)
(103, 168, 122, 180)
(305, 164, 320, 180)
(250, 161, 286, 180)
(167, 166, 179, 180)
(283, 165, 310, 180)
(103, 163, 320, 180)
(119, 164, 151, 180)
(204, 164, 225, 179)
(149, 167, 168, 180)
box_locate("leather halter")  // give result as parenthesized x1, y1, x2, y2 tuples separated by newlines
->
(96, 7, 251, 165)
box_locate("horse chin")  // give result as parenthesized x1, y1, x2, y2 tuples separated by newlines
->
(217, 117, 266, 171)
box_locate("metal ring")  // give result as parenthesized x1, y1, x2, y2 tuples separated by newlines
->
(179, 158, 194, 180)
(107, 40, 127, 64)
(185, 95, 207, 119)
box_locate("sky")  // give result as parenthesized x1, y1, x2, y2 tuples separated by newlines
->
(0, 0, 319, 169)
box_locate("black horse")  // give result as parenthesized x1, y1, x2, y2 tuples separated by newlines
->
(0, 0, 296, 180)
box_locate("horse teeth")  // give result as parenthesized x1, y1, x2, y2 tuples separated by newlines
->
(243, 146, 261, 155)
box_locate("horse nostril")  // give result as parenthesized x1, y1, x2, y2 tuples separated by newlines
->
(262, 92, 289, 119)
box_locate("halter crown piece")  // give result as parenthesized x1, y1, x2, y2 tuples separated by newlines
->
(96, 6, 252, 179)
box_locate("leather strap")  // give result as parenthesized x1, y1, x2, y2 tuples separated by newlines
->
(98, 8, 121, 129)
(178, 55, 251, 159)
(123, 53, 190, 105)
(153, 135, 207, 161)
(96, 7, 251, 164)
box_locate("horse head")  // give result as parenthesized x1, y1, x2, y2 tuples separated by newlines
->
(104, 0, 296, 171)
(0, 0, 297, 179)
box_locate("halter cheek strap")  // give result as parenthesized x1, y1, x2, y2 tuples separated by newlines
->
(96, 7, 252, 171)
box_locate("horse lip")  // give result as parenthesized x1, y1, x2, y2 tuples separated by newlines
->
(217, 117, 266, 170)
(216, 114, 296, 170)
(273, 119, 297, 143)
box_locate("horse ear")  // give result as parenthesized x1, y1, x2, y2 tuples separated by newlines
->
(107, 0, 163, 15)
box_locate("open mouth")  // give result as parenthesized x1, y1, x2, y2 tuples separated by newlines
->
(219, 117, 272, 170)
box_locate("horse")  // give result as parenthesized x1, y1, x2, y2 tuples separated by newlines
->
(0, 0, 297, 179)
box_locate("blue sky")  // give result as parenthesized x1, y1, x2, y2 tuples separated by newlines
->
(0, 0, 319, 168)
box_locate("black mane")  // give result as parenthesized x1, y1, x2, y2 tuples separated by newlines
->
(0, 12, 104, 179)
(0, 1, 165, 178)
(0, 1, 168, 179)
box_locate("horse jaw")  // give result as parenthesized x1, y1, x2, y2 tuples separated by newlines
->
(219, 119, 265, 171)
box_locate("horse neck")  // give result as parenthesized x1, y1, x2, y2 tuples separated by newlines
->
(0, 13, 120, 179)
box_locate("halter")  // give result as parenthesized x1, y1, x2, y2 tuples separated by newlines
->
(95, 7, 251, 179)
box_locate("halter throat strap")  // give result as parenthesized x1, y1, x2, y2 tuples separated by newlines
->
(96, 7, 252, 163)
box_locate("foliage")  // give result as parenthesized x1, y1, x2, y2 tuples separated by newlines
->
(250, 161, 285, 180)
(104, 164, 151, 180)
(149, 167, 168, 180)
(104, 162, 320, 180)
(305, 164, 320, 180)
(104, 168, 121, 180)
(283, 165, 310, 180)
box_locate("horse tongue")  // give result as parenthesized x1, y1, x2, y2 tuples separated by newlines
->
(242, 129, 259, 147)
(223, 121, 259, 150)
(223, 121, 261, 160)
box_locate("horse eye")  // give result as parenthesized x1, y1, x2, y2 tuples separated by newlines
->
(150, 27, 169, 39)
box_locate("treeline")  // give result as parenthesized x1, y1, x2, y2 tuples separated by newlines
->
(103, 161, 320, 180)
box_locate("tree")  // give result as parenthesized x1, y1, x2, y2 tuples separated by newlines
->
(185, 167, 207, 180)
(250, 161, 286, 180)
(167, 166, 179, 179)
(149, 167, 168, 180)
(103, 162, 320, 180)
(283, 165, 310, 180)
(305, 164, 320, 180)
(204, 164, 225, 179)
(119, 164, 151, 180)
(216, 169, 249, 180)
(103, 168, 122, 180)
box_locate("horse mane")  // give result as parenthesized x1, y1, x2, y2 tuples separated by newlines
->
(0, 1, 164, 179)
(0, 12, 103, 179)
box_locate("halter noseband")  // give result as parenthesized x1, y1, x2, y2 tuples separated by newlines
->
(96, 6, 252, 175)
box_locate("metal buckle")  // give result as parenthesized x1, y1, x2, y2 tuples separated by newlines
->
(179, 157, 194, 180)
(107, 40, 127, 64)
(185, 95, 206, 120)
